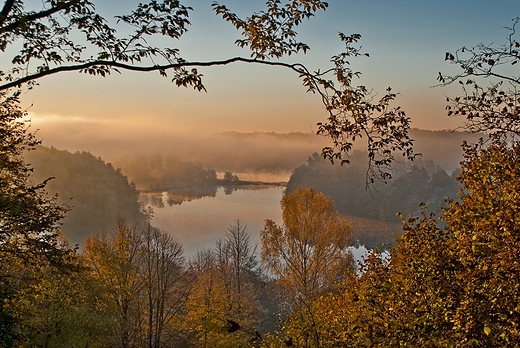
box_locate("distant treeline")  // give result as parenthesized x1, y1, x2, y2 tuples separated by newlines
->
(196, 129, 480, 177)
(113, 153, 254, 192)
(114, 153, 219, 191)
(25, 146, 148, 246)
(44, 128, 482, 184)
(286, 152, 461, 246)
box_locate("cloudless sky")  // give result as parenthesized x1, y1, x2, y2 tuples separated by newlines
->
(21, 0, 520, 151)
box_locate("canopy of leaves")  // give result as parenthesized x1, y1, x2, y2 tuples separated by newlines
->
(83, 221, 189, 348)
(183, 221, 264, 347)
(260, 187, 354, 346)
(261, 187, 353, 300)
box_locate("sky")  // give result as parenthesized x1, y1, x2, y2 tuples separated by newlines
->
(17, 0, 520, 156)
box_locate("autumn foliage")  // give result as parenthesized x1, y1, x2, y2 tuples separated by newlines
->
(306, 140, 520, 347)
(3, 1, 520, 347)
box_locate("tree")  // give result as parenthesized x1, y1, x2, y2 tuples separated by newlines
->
(388, 140, 520, 346)
(0, 92, 76, 347)
(0, 92, 70, 263)
(325, 19, 520, 346)
(0, 0, 416, 181)
(206, 169, 217, 182)
(183, 250, 240, 348)
(83, 221, 146, 348)
(260, 187, 353, 347)
(308, 251, 395, 347)
(438, 140, 520, 345)
(4, 251, 113, 348)
(440, 17, 520, 138)
(261, 187, 353, 299)
(215, 221, 256, 310)
(141, 224, 189, 348)
(183, 222, 264, 347)
(307, 140, 520, 347)
(84, 220, 190, 348)
(223, 172, 239, 182)
(215, 221, 265, 333)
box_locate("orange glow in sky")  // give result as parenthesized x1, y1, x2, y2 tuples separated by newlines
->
(17, 0, 520, 153)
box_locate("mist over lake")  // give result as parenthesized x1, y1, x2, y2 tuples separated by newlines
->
(25, 128, 474, 252)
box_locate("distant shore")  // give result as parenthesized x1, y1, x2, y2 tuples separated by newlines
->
(139, 180, 287, 193)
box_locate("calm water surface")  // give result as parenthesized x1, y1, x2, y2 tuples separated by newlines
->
(143, 185, 369, 261)
(144, 186, 284, 257)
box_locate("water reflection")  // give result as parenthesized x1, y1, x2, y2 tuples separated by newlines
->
(140, 184, 284, 208)
(140, 186, 285, 257)
(141, 185, 380, 264)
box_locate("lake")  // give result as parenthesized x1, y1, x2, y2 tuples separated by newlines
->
(142, 185, 285, 257)
(141, 184, 369, 261)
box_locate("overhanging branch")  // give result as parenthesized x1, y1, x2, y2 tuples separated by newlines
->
(0, 0, 79, 33)
(0, 56, 308, 91)
(0, 0, 15, 24)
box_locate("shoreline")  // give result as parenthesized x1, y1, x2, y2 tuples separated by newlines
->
(139, 180, 287, 193)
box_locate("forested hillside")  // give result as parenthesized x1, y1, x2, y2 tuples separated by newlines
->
(113, 154, 219, 191)
(286, 152, 461, 247)
(25, 146, 148, 246)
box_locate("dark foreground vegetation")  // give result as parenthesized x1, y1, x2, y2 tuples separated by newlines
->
(3, 108, 520, 346)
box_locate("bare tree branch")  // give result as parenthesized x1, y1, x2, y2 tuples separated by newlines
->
(0, 0, 417, 183)
(439, 17, 520, 139)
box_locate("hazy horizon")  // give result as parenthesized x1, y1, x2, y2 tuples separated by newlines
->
(15, 0, 512, 186)
(19, 0, 519, 153)
(28, 128, 482, 186)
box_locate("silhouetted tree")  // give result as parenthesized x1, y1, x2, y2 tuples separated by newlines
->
(0, 93, 70, 263)
(223, 172, 239, 182)
(0, 92, 76, 347)
(440, 17, 520, 138)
